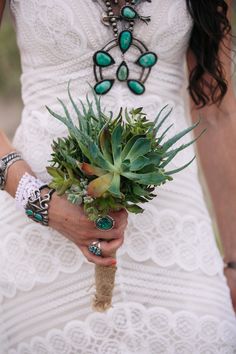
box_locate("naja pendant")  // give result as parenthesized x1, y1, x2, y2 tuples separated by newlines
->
(92, 2, 157, 95)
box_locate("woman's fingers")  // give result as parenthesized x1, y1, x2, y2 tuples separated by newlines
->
(80, 245, 117, 266)
(99, 238, 124, 257)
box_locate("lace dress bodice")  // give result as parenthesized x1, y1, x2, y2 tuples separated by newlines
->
(0, 1, 236, 353)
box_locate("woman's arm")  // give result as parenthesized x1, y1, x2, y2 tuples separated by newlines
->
(0, 130, 35, 196)
(187, 0, 236, 309)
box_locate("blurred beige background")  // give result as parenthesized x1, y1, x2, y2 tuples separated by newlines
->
(0, 4, 235, 251)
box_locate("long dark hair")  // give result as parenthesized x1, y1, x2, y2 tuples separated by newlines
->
(187, 0, 231, 107)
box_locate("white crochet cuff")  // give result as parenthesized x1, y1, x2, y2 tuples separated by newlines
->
(15, 172, 46, 209)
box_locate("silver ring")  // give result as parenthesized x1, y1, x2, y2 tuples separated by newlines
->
(88, 240, 102, 257)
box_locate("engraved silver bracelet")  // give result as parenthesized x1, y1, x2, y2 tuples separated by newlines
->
(25, 186, 55, 226)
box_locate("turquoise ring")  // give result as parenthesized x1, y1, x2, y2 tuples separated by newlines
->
(95, 215, 115, 231)
(88, 241, 102, 257)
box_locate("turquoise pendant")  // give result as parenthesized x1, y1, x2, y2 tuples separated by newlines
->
(92, 1, 157, 95)
(119, 30, 133, 53)
(116, 61, 129, 81)
(94, 80, 114, 95)
(127, 80, 145, 95)
(121, 5, 138, 20)
(136, 52, 158, 68)
(93, 50, 115, 67)
(95, 215, 115, 231)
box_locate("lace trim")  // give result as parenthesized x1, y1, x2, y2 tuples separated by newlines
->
(120, 208, 224, 276)
(15, 172, 45, 209)
(0, 203, 224, 301)
(6, 302, 236, 354)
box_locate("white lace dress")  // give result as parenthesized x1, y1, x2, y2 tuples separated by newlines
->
(0, 1, 236, 353)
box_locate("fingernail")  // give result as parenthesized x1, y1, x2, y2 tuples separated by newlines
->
(111, 259, 117, 265)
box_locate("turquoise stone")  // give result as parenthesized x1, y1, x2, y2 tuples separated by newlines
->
(89, 245, 102, 256)
(94, 80, 114, 95)
(116, 61, 129, 81)
(26, 209, 34, 217)
(34, 213, 43, 222)
(136, 52, 158, 68)
(93, 50, 115, 67)
(127, 80, 145, 95)
(119, 30, 133, 53)
(95, 215, 114, 231)
(121, 6, 137, 20)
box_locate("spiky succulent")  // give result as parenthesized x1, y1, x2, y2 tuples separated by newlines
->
(46, 84, 204, 220)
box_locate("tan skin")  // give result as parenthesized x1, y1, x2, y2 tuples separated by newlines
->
(0, 1, 236, 309)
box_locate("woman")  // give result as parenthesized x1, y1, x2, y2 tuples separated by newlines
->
(0, 0, 236, 352)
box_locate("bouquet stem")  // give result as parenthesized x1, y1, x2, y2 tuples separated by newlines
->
(92, 253, 117, 312)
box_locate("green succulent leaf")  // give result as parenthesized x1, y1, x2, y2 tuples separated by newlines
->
(108, 173, 121, 197)
(125, 137, 151, 162)
(129, 156, 150, 171)
(162, 120, 201, 152)
(166, 156, 196, 175)
(163, 128, 207, 158)
(126, 204, 144, 213)
(111, 123, 123, 166)
(123, 171, 171, 185)
(121, 135, 144, 160)
(99, 127, 113, 163)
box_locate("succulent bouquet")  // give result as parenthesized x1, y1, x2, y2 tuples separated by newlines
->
(46, 85, 203, 312)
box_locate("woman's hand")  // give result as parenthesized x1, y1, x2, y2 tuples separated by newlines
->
(224, 268, 236, 313)
(48, 192, 128, 267)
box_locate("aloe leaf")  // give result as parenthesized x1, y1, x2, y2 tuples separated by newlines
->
(162, 120, 201, 152)
(67, 83, 84, 131)
(46, 106, 74, 131)
(153, 106, 173, 136)
(150, 104, 169, 128)
(87, 173, 113, 197)
(125, 138, 151, 162)
(111, 124, 123, 166)
(57, 98, 74, 125)
(166, 156, 196, 175)
(159, 149, 179, 168)
(108, 173, 121, 197)
(157, 124, 174, 145)
(163, 128, 206, 158)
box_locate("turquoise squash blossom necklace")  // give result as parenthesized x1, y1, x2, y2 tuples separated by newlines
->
(93, 0, 158, 95)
